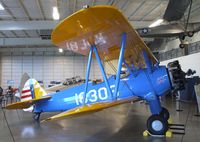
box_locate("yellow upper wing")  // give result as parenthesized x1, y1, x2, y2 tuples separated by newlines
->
(51, 6, 157, 68)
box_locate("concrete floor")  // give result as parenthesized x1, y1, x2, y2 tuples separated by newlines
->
(0, 98, 200, 142)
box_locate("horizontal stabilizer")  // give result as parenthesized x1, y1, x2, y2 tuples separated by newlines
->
(41, 97, 139, 122)
(6, 96, 51, 109)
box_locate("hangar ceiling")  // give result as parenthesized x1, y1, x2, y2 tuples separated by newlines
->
(0, 0, 200, 48)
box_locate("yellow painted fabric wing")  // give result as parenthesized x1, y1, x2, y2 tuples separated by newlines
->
(6, 96, 51, 109)
(41, 97, 140, 122)
(51, 6, 157, 68)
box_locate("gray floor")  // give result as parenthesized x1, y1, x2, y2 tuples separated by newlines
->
(1, 98, 200, 142)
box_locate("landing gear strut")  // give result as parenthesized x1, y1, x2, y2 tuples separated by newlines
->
(160, 107, 170, 121)
(146, 107, 170, 135)
(33, 112, 41, 121)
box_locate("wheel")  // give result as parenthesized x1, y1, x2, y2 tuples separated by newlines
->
(188, 31, 194, 37)
(160, 107, 170, 121)
(33, 112, 41, 121)
(179, 44, 185, 49)
(147, 114, 168, 135)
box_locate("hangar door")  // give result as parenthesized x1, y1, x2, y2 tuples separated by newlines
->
(0, 54, 102, 89)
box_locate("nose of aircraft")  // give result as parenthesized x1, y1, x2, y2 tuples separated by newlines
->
(148, 66, 171, 96)
(167, 60, 187, 91)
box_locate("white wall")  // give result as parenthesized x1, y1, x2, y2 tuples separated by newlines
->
(160, 52, 200, 77)
(0, 54, 102, 89)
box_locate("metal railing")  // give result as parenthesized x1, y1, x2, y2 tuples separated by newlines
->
(158, 41, 200, 61)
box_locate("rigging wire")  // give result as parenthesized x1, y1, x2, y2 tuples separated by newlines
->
(185, 0, 193, 32)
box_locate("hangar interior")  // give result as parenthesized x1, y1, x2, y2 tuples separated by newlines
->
(0, 0, 200, 142)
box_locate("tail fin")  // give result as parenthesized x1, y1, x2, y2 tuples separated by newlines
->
(19, 72, 30, 94)
(21, 79, 47, 101)
(6, 79, 50, 111)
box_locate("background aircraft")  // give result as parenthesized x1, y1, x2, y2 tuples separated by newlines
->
(46, 76, 84, 93)
(137, 0, 200, 49)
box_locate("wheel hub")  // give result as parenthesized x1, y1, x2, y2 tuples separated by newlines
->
(152, 120, 163, 131)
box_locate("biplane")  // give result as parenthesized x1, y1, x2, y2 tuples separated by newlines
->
(6, 6, 175, 135)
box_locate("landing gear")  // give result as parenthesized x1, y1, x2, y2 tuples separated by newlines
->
(160, 107, 170, 121)
(147, 114, 168, 135)
(146, 107, 170, 135)
(179, 43, 186, 49)
(33, 112, 41, 121)
(187, 31, 194, 37)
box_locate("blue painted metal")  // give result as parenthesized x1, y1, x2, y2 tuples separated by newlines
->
(83, 47, 93, 105)
(34, 65, 171, 114)
(27, 34, 171, 117)
(114, 33, 127, 100)
(93, 45, 114, 100)
(144, 92, 162, 114)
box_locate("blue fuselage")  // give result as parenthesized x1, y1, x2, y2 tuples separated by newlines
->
(34, 66, 171, 114)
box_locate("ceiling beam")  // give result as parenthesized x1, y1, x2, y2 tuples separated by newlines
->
(139, 1, 162, 21)
(18, 0, 31, 20)
(0, 38, 52, 46)
(0, 21, 59, 31)
(120, 0, 129, 10)
(36, 0, 46, 20)
(0, 31, 8, 38)
(129, 21, 152, 28)
(0, 1, 16, 19)
(73, 0, 77, 13)
(128, 0, 146, 19)
(0, 20, 151, 31)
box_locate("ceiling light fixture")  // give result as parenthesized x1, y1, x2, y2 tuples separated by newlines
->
(59, 48, 63, 53)
(53, 6, 60, 20)
(149, 19, 163, 28)
(0, 3, 5, 10)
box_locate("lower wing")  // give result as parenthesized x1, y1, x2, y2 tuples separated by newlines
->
(41, 96, 140, 123)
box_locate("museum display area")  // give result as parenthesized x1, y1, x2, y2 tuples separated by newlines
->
(0, 0, 200, 142)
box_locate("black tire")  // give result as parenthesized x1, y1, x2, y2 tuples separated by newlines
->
(179, 44, 185, 49)
(188, 31, 194, 37)
(160, 107, 170, 121)
(33, 113, 41, 121)
(147, 114, 168, 135)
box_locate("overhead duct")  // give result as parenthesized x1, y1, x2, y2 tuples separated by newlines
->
(163, 0, 191, 21)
